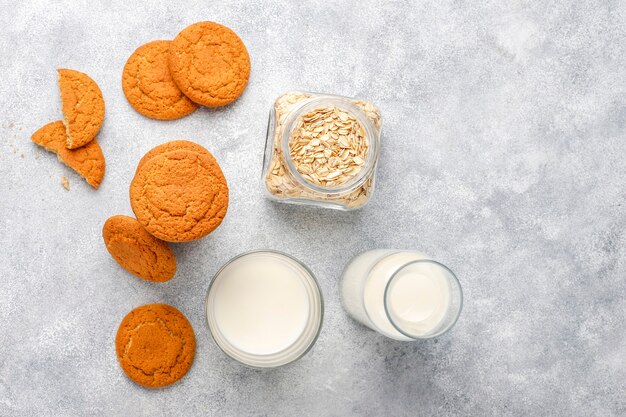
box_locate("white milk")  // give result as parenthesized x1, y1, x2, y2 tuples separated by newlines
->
(212, 257, 310, 354)
(206, 251, 323, 367)
(341, 250, 459, 340)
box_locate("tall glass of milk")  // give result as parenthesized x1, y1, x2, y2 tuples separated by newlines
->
(341, 250, 462, 340)
(206, 250, 323, 368)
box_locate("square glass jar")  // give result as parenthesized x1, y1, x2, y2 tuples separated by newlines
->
(262, 92, 382, 210)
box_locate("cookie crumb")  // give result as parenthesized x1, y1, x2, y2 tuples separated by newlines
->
(61, 176, 70, 191)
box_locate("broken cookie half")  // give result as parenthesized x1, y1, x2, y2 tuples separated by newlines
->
(32, 121, 105, 188)
(58, 69, 105, 149)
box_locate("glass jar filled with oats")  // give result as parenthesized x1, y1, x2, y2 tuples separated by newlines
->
(262, 92, 382, 210)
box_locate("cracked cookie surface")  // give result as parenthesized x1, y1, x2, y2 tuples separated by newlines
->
(103, 215, 176, 282)
(168, 21, 250, 107)
(130, 141, 228, 242)
(32, 121, 105, 188)
(58, 69, 105, 149)
(122, 40, 198, 120)
(115, 304, 195, 388)
(135, 140, 210, 171)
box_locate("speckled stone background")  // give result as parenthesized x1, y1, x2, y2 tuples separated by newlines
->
(1, 0, 625, 416)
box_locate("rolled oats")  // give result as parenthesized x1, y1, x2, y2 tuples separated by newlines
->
(263, 92, 382, 210)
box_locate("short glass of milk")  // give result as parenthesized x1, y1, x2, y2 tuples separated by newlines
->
(341, 250, 462, 340)
(206, 250, 323, 368)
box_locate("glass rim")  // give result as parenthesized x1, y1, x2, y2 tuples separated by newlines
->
(383, 259, 463, 340)
(280, 95, 380, 195)
(205, 249, 324, 369)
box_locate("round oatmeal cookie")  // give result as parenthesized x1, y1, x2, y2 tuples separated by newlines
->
(58, 69, 105, 149)
(102, 215, 176, 282)
(130, 141, 228, 242)
(116, 304, 195, 388)
(31, 121, 105, 188)
(122, 40, 198, 120)
(168, 21, 250, 107)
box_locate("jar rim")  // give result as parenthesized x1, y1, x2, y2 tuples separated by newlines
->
(280, 95, 380, 195)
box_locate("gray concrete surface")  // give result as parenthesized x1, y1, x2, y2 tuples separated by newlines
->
(1, 0, 625, 416)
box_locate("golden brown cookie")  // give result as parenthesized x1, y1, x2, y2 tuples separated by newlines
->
(122, 40, 198, 120)
(58, 68, 105, 149)
(32, 121, 105, 188)
(168, 21, 250, 107)
(116, 304, 195, 388)
(130, 141, 228, 242)
(102, 215, 176, 282)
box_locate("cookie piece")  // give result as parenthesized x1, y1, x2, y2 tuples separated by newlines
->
(130, 142, 228, 242)
(122, 40, 198, 120)
(32, 121, 105, 188)
(103, 215, 176, 282)
(168, 21, 250, 107)
(116, 304, 195, 388)
(58, 69, 105, 149)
